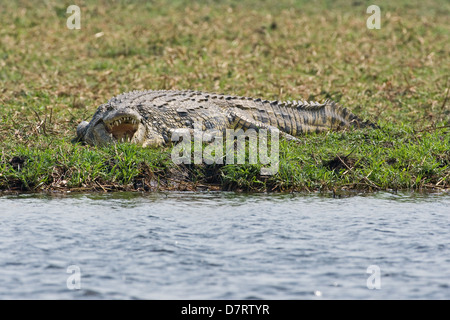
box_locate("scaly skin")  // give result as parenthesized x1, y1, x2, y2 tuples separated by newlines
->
(76, 90, 376, 147)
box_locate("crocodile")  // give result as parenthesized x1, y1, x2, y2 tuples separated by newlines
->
(76, 89, 375, 147)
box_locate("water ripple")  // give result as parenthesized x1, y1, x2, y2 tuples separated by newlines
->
(0, 191, 449, 299)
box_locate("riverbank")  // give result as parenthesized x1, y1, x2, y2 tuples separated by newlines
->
(1, 123, 448, 193)
(1, 0, 448, 193)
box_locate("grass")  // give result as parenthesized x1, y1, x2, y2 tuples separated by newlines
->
(0, 0, 449, 193)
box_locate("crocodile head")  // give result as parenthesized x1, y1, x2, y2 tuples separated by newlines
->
(76, 103, 163, 147)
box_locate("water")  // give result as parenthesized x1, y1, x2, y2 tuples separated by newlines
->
(0, 191, 449, 300)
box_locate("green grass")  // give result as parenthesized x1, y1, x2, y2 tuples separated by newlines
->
(0, 0, 449, 192)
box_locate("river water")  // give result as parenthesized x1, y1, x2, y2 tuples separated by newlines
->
(0, 191, 448, 299)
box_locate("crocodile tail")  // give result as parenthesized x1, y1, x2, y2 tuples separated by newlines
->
(285, 99, 377, 134)
(324, 100, 378, 130)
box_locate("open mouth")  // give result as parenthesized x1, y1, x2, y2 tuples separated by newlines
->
(104, 116, 140, 142)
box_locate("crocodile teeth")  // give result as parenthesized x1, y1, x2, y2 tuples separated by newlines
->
(108, 117, 141, 128)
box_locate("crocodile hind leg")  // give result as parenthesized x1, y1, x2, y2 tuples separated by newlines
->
(228, 110, 299, 141)
(168, 110, 299, 146)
